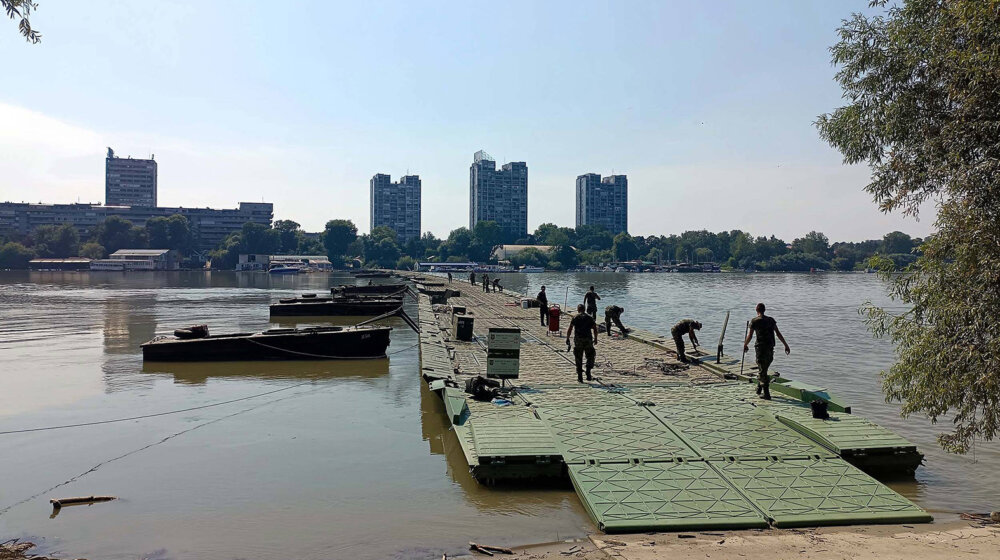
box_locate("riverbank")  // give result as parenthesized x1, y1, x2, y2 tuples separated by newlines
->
(507, 520, 1000, 560)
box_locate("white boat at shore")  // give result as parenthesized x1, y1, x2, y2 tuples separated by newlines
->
(518, 265, 544, 273)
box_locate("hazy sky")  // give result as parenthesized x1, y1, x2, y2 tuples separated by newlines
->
(0, 1, 933, 241)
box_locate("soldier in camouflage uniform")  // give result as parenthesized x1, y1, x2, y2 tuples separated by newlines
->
(743, 302, 790, 400)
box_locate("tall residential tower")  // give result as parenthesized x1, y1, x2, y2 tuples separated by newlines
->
(576, 173, 628, 234)
(469, 150, 527, 241)
(370, 173, 421, 242)
(105, 147, 157, 207)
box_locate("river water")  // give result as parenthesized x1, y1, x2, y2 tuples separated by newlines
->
(0, 271, 996, 560)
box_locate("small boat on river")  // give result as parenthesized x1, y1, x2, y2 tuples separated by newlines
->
(141, 325, 392, 361)
(268, 264, 300, 275)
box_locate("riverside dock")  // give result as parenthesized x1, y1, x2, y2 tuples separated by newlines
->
(403, 273, 932, 533)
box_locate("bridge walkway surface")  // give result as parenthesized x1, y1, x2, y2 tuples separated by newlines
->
(403, 273, 931, 533)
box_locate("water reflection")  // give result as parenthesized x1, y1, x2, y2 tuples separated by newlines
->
(143, 359, 390, 384)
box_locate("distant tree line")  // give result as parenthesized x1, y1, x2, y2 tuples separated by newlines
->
(0, 215, 921, 273)
(0, 214, 197, 268)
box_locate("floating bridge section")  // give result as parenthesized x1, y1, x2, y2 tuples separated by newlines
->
(407, 275, 931, 533)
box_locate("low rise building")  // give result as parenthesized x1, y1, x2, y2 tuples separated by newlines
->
(27, 258, 93, 271)
(91, 249, 178, 271)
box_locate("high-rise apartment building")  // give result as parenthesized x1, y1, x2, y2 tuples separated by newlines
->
(469, 150, 527, 241)
(370, 173, 421, 242)
(105, 147, 158, 207)
(576, 173, 628, 234)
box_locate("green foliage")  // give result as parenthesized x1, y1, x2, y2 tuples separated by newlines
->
(550, 244, 578, 270)
(92, 216, 147, 254)
(395, 255, 416, 270)
(469, 220, 503, 262)
(757, 252, 832, 272)
(818, 0, 1000, 452)
(0, 241, 34, 268)
(612, 232, 639, 261)
(273, 219, 302, 254)
(791, 231, 831, 259)
(2, 0, 40, 43)
(207, 222, 280, 269)
(509, 247, 549, 268)
(145, 214, 193, 253)
(32, 224, 79, 258)
(323, 219, 358, 265)
(78, 242, 106, 260)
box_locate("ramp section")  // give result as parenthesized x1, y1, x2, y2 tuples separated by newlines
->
(713, 458, 933, 527)
(568, 461, 768, 532)
(536, 405, 698, 463)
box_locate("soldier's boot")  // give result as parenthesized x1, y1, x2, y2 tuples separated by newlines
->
(586, 370, 593, 381)
(577, 371, 584, 383)
(762, 386, 771, 400)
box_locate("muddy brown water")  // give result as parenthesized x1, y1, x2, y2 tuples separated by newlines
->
(0, 271, 996, 560)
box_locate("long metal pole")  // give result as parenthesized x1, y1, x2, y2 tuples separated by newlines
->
(739, 320, 750, 377)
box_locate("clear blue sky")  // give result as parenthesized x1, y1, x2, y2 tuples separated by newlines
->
(0, 0, 933, 241)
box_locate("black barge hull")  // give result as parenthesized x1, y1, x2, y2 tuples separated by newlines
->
(269, 300, 403, 317)
(142, 326, 392, 361)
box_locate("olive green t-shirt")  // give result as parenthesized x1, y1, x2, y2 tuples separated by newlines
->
(750, 315, 777, 349)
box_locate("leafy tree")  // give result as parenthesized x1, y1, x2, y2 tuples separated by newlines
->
(33, 224, 79, 258)
(791, 231, 831, 259)
(693, 247, 714, 263)
(759, 252, 831, 272)
(2, 0, 40, 43)
(575, 224, 614, 251)
(79, 242, 106, 260)
(441, 227, 472, 260)
(395, 256, 416, 270)
(145, 214, 193, 253)
(362, 229, 401, 268)
(323, 219, 357, 265)
(470, 220, 504, 262)
(881, 231, 915, 255)
(0, 241, 34, 268)
(93, 216, 147, 253)
(612, 232, 640, 261)
(274, 219, 302, 254)
(817, 0, 1000, 452)
(645, 247, 664, 265)
(297, 236, 325, 255)
(550, 244, 579, 270)
(240, 222, 280, 254)
(510, 247, 549, 268)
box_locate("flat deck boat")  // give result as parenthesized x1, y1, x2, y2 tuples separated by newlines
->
(270, 298, 404, 317)
(141, 325, 392, 362)
(330, 284, 409, 297)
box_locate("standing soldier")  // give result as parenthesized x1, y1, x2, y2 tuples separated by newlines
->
(671, 319, 702, 363)
(482, 273, 489, 292)
(470, 271, 476, 285)
(604, 305, 627, 338)
(536, 285, 549, 327)
(567, 304, 599, 383)
(447, 272, 453, 283)
(583, 286, 601, 319)
(743, 303, 790, 400)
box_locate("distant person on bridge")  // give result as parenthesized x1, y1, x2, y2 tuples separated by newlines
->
(604, 305, 627, 338)
(447, 272, 452, 283)
(536, 285, 549, 326)
(743, 302, 790, 400)
(469, 271, 476, 285)
(567, 304, 599, 383)
(482, 273, 490, 292)
(671, 319, 702, 363)
(492, 277, 501, 293)
(583, 286, 601, 319)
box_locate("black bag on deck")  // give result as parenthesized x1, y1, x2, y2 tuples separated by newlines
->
(464, 376, 501, 401)
(811, 399, 830, 419)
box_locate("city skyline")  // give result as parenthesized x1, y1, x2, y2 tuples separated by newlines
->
(0, 1, 932, 242)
